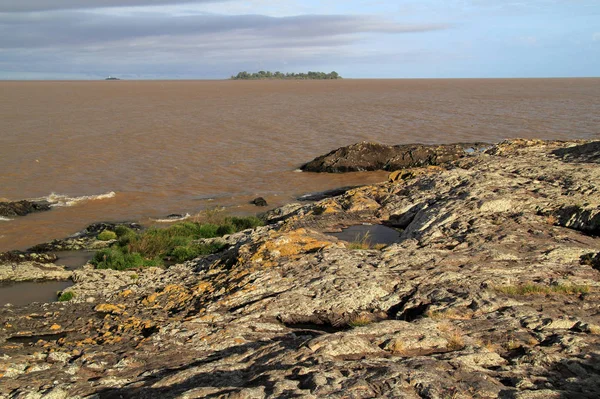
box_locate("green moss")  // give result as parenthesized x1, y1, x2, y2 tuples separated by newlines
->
(97, 230, 117, 241)
(58, 291, 74, 302)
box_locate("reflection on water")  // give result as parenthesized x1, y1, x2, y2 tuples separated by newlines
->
(53, 250, 95, 270)
(0, 280, 73, 307)
(330, 224, 400, 245)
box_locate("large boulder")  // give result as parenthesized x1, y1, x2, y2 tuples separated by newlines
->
(301, 141, 490, 172)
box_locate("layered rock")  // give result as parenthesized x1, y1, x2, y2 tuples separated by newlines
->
(300, 141, 490, 172)
(1, 139, 599, 398)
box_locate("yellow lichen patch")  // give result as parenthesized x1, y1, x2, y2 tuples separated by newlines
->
(193, 281, 214, 294)
(49, 324, 61, 331)
(119, 289, 134, 298)
(142, 285, 195, 311)
(249, 229, 335, 264)
(142, 292, 161, 307)
(311, 198, 343, 215)
(343, 193, 380, 212)
(94, 303, 126, 315)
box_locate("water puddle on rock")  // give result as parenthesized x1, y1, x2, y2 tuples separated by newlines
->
(329, 224, 400, 246)
(53, 250, 94, 270)
(0, 280, 73, 307)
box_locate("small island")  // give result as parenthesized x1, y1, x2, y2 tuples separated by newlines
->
(105, 76, 120, 80)
(230, 70, 341, 80)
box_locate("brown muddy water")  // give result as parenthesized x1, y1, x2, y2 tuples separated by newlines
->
(1, 79, 599, 252)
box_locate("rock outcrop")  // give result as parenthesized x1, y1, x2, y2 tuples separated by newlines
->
(300, 141, 490, 172)
(1, 139, 599, 398)
(0, 200, 51, 218)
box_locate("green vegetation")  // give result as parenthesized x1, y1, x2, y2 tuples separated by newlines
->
(58, 291, 74, 302)
(495, 283, 590, 296)
(231, 71, 341, 80)
(97, 230, 117, 241)
(90, 215, 263, 270)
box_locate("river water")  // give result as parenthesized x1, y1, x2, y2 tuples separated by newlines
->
(1, 78, 599, 251)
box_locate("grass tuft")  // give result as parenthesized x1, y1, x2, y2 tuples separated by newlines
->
(346, 231, 387, 250)
(347, 313, 374, 327)
(58, 291, 74, 302)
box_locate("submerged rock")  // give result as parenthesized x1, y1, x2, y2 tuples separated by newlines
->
(251, 197, 268, 206)
(0, 200, 51, 217)
(301, 141, 490, 172)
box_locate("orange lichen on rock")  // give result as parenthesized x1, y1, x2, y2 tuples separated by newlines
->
(94, 304, 126, 315)
(248, 228, 335, 266)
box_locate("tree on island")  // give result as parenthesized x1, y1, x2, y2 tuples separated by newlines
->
(231, 71, 341, 80)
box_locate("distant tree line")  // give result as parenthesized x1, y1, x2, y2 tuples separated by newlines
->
(231, 71, 341, 80)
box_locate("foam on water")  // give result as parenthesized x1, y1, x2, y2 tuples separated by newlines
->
(151, 213, 191, 223)
(38, 191, 116, 207)
(0, 217, 11, 222)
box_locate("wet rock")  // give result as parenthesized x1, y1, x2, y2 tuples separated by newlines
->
(0, 251, 57, 264)
(72, 222, 142, 238)
(27, 222, 139, 253)
(0, 200, 51, 217)
(251, 197, 268, 207)
(0, 261, 71, 282)
(301, 141, 489, 172)
(298, 186, 361, 201)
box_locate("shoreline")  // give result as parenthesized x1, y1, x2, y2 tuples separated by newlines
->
(0, 138, 599, 397)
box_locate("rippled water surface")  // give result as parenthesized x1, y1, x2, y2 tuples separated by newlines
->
(1, 79, 599, 251)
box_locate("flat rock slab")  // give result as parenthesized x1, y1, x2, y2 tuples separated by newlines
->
(301, 141, 491, 172)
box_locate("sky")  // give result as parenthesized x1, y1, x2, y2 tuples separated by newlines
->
(0, 0, 598, 79)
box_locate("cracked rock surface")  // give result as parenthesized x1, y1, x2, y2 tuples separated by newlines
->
(1, 139, 599, 398)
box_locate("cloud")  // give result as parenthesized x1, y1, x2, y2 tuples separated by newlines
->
(0, 0, 229, 12)
(0, 8, 450, 78)
(0, 11, 449, 49)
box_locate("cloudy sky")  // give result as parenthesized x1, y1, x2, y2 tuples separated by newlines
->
(1, 0, 598, 79)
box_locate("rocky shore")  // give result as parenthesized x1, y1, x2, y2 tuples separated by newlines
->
(0, 200, 51, 218)
(0, 139, 599, 398)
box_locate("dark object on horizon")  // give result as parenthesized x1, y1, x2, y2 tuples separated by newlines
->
(105, 76, 120, 80)
(231, 71, 341, 80)
(0, 200, 51, 217)
(301, 142, 491, 173)
(251, 197, 268, 207)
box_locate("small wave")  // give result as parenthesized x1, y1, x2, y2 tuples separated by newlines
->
(151, 213, 191, 223)
(294, 169, 303, 173)
(37, 191, 117, 207)
(0, 216, 12, 222)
